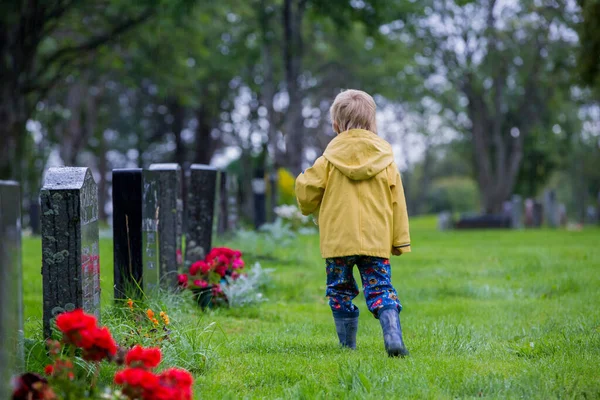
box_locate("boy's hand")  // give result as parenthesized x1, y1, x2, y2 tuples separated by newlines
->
(391, 247, 402, 256)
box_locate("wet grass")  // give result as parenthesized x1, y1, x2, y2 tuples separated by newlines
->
(21, 217, 600, 399)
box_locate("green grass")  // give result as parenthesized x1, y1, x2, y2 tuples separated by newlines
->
(22, 217, 600, 399)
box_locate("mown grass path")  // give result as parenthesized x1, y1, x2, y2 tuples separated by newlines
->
(23, 218, 600, 399)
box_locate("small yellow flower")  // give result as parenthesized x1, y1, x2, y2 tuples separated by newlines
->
(152, 318, 159, 326)
(159, 311, 170, 325)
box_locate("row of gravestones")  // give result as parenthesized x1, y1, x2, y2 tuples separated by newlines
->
(439, 191, 568, 231)
(0, 164, 235, 398)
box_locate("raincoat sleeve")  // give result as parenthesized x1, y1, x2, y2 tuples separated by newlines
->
(295, 156, 328, 216)
(390, 164, 411, 253)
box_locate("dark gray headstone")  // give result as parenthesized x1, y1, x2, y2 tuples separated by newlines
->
(544, 190, 557, 228)
(533, 201, 543, 228)
(511, 195, 523, 229)
(185, 165, 218, 267)
(112, 169, 143, 299)
(40, 167, 100, 338)
(143, 164, 182, 288)
(252, 168, 266, 229)
(0, 181, 24, 397)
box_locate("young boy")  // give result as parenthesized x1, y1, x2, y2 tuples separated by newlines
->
(295, 89, 411, 357)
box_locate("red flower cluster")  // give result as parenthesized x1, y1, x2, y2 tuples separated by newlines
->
(178, 247, 245, 300)
(55, 309, 117, 362)
(115, 346, 193, 400)
(125, 345, 161, 369)
(44, 359, 75, 381)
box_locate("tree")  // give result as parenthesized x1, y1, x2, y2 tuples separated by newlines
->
(577, 0, 600, 93)
(402, 0, 580, 213)
(0, 1, 186, 181)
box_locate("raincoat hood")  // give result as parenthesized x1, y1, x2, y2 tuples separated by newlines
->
(323, 129, 394, 181)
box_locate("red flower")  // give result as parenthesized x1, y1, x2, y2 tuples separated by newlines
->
(81, 326, 118, 362)
(211, 284, 223, 297)
(189, 261, 202, 276)
(126, 345, 162, 369)
(193, 279, 209, 288)
(232, 258, 244, 269)
(114, 368, 160, 399)
(199, 261, 211, 274)
(178, 274, 188, 287)
(43, 365, 54, 376)
(158, 368, 193, 400)
(215, 264, 227, 277)
(217, 255, 229, 265)
(56, 309, 97, 335)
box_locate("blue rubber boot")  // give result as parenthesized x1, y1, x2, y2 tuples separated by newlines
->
(378, 308, 409, 357)
(334, 316, 358, 349)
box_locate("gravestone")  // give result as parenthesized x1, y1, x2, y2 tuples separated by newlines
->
(455, 214, 511, 229)
(40, 168, 100, 338)
(252, 168, 266, 229)
(533, 201, 543, 228)
(437, 211, 452, 231)
(558, 203, 567, 227)
(186, 165, 218, 267)
(524, 198, 534, 228)
(544, 190, 558, 228)
(0, 181, 24, 398)
(511, 195, 523, 229)
(268, 172, 278, 223)
(112, 169, 143, 299)
(217, 171, 229, 235)
(142, 164, 183, 289)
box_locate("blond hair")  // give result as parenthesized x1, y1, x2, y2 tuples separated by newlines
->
(329, 89, 377, 134)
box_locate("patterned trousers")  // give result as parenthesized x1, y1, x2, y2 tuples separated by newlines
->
(326, 256, 402, 319)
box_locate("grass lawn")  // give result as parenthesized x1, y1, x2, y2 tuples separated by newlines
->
(22, 217, 600, 399)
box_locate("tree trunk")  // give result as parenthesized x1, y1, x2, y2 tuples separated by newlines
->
(260, 1, 279, 221)
(194, 105, 214, 165)
(0, 90, 27, 180)
(169, 99, 186, 167)
(282, 0, 307, 175)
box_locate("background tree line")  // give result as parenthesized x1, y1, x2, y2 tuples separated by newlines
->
(1, 0, 598, 227)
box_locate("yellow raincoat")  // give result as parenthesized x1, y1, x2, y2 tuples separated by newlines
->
(295, 129, 411, 259)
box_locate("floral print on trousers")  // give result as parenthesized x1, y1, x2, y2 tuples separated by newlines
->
(326, 256, 402, 319)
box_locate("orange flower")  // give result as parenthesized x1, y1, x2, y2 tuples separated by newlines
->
(146, 309, 155, 320)
(152, 318, 159, 326)
(127, 299, 134, 310)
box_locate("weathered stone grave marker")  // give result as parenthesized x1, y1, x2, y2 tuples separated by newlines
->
(113, 169, 143, 299)
(142, 164, 182, 288)
(40, 167, 100, 338)
(186, 165, 218, 266)
(544, 189, 558, 228)
(533, 201, 543, 227)
(511, 195, 523, 229)
(252, 168, 267, 229)
(437, 211, 453, 231)
(0, 181, 24, 398)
